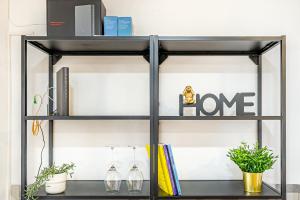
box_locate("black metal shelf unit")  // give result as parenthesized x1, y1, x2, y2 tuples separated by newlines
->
(21, 35, 286, 200)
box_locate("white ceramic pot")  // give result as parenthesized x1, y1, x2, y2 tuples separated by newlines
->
(45, 173, 67, 194)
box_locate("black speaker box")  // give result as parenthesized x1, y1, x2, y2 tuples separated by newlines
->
(47, 0, 106, 36)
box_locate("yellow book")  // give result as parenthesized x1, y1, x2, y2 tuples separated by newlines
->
(158, 144, 174, 195)
(146, 145, 171, 195)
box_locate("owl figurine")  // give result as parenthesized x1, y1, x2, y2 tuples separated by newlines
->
(183, 85, 196, 104)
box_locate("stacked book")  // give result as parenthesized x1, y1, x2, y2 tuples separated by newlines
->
(146, 144, 182, 196)
(104, 16, 132, 36)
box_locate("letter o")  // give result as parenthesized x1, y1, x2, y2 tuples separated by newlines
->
(199, 93, 220, 116)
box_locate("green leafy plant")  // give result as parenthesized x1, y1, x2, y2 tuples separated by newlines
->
(25, 163, 75, 200)
(227, 142, 278, 173)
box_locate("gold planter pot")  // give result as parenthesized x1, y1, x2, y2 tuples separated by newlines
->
(243, 172, 263, 193)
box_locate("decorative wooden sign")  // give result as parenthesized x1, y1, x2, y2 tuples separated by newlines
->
(179, 93, 256, 116)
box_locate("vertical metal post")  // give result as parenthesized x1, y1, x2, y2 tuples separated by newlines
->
(21, 36, 27, 200)
(280, 36, 286, 200)
(153, 35, 160, 200)
(149, 35, 155, 200)
(150, 35, 159, 200)
(49, 55, 54, 166)
(257, 55, 262, 148)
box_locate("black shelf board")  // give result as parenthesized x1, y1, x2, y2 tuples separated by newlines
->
(25, 115, 150, 120)
(159, 116, 282, 120)
(159, 36, 282, 56)
(35, 180, 150, 199)
(24, 36, 150, 55)
(159, 180, 281, 199)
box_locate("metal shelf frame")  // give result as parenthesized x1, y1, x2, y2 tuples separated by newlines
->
(21, 35, 286, 200)
(24, 115, 150, 120)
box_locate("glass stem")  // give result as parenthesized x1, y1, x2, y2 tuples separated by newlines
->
(133, 146, 136, 166)
(111, 146, 114, 165)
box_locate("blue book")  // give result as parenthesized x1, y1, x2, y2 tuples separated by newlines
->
(118, 17, 132, 36)
(104, 16, 118, 36)
(167, 145, 182, 195)
(163, 145, 177, 195)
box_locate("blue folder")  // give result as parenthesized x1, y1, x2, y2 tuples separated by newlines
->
(167, 144, 182, 195)
(104, 16, 118, 36)
(118, 17, 132, 36)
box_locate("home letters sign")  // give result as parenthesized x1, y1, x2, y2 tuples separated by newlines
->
(179, 92, 256, 116)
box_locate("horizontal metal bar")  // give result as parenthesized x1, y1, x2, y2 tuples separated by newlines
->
(159, 116, 282, 120)
(24, 35, 150, 41)
(158, 195, 282, 199)
(53, 51, 147, 56)
(159, 36, 283, 42)
(24, 35, 283, 42)
(160, 51, 258, 56)
(35, 196, 150, 199)
(25, 115, 150, 120)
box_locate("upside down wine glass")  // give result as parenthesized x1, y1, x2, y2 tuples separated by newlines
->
(126, 146, 144, 192)
(104, 146, 121, 192)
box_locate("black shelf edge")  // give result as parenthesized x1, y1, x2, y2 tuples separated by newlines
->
(24, 35, 285, 57)
(158, 36, 283, 56)
(35, 180, 150, 199)
(158, 36, 284, 41)
(160, 50, 259, 56)
(24, 35, 150, 41)
(24, 35, 283, 42)
(159, 116, 282, 120)
(158, 180, 281, 199)
(25, 36, 150, 56)
(25, 115, 150, 120)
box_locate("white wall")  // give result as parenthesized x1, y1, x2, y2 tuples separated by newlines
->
(0, 0, 10, 199)
(8, 0, 300, 195)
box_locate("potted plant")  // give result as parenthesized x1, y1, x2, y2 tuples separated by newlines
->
(227, 142, 278, 193)
(25, 163, 75, 200)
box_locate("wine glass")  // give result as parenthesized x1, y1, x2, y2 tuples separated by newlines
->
(104, 146, 121, 192)
(126, 146, 144, 192)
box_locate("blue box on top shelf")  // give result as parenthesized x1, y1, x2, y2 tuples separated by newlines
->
(104, 16, 118, 36)
(118, 17, 132, 36)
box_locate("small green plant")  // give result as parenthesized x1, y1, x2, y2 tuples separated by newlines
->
(25, 163, 75, 200)
(227, 142, 278, 173)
